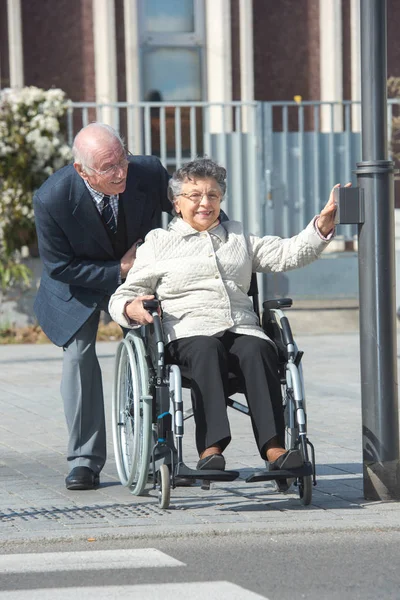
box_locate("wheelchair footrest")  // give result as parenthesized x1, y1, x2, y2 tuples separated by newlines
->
(175, 463, 239, 482)
(246, 461, 313, 483)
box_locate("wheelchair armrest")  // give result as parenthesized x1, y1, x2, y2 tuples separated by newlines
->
(141, 300, 164, 347)
(263, 298, 293, 311)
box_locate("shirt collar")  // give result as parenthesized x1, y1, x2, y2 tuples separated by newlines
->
(84, 180, 118, 205)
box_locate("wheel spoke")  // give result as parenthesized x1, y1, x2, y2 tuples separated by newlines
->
(112, 334, 153, 494)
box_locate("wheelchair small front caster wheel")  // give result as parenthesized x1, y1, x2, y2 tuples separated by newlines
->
(158, 464, 171, 509)
(298, 474, 312, 505)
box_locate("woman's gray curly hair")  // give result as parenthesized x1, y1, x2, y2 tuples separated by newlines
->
(168, 157, 227, 214)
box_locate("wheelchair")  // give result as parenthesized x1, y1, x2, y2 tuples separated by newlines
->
(111, 278, 316, 509)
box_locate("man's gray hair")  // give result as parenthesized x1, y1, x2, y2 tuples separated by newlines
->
(72, 122, 125, 167)
(168, 157, 227, 206)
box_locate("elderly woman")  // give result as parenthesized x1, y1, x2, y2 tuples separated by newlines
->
(109, 157, 346, 472)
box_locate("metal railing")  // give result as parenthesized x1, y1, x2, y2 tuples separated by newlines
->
(67, 101, 261, 238)
(66, 99, 400, 243)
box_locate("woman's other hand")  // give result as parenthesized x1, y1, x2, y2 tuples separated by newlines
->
(317, 182, 352, 237)
(124, 295, 156, 325)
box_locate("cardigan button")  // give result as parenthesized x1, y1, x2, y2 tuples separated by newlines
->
(214, 274, 220, 279)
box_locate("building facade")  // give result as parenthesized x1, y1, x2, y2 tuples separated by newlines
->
(1, 0, 400, 109)
(3, 0, 400, 320)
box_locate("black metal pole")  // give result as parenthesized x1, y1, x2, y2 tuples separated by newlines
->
(356, 0, 400, 500)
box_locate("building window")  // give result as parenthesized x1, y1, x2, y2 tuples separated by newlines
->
(139, 0, 205, 101)
(144, 0, 195, 33)
(143, 47, 201, 101)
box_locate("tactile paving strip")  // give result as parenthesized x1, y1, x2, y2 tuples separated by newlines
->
(0, 503, 166, 523)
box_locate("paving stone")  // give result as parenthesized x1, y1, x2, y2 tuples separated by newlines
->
(1, 334, 400, 543)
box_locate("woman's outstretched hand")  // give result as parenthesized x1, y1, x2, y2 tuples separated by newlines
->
(317, 182, 352, 237)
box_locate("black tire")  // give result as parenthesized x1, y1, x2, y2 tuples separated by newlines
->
(299, 474, 312, 505)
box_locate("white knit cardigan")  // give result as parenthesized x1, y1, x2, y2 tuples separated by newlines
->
(108, 217, 331, 343)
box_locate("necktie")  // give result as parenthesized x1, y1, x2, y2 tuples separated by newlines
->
(101, 195, 117, 234)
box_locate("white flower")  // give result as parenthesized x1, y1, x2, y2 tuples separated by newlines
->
(0, 85, 71, 255)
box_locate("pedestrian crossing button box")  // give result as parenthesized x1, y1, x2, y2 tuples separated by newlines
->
(334, 187, 364, 225)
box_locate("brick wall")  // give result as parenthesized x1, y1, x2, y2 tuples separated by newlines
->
(252, 0, 320, 102)
(115, 0, 127, 138)
(230, 0, 241, 101)
(0, 0, 10, 88)
(342, 0, 351, 102)
(21, 0, 95, 102)
(251, 0, 320, 130)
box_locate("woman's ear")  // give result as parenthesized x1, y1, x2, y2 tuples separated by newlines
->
(173, 199, 181, 214)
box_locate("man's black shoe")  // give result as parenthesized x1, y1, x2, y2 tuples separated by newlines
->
(65, 467, 100, 490)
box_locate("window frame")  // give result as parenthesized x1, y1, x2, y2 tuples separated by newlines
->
(138, 0, 205, 46)
(138, 0, 206, 100)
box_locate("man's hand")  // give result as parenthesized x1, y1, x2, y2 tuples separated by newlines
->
(120, 239, 142, 279)
(317, 183, 352, 237)
(124, 295, 156, 325)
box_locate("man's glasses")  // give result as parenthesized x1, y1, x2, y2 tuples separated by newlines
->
(85, 150, 132, 177)
(178, 191, 221, 203)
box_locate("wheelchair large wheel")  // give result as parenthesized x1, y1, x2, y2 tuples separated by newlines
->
(112, 332, 153, 495)
(283, 366, 300, 451)
(283, 362, 313, 504)
(284, 391, 298, 451)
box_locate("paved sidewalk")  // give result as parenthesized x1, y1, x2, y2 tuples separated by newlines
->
(1, 333, 400, 546)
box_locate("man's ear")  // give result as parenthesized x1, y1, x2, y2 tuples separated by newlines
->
(74, 162, 88, 180)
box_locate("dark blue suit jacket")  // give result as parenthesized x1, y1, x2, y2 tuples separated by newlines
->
(33, 155, 170, 347)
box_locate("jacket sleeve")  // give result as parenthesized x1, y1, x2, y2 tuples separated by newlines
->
(34, 193, 120, 294)
(108, 234, 158, 327)
(249, 217, 331, 273)
(141, 158, 172, 231)
(158, 160, 172, 214)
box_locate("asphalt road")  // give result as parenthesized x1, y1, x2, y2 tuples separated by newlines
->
(1, 530, 400, 599)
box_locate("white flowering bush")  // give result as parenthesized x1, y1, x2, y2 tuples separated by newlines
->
(0, 86, 72, 264)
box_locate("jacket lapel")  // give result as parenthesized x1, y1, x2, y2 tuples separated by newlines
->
(70, 162, 147, 254)
(120, 172, 146, 244)
(71, 178, 115, 257)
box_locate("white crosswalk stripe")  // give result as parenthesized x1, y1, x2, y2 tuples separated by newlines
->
(0, 583, 267, 599)
(0, 548, 184, 574)
(0, 548, 269, 599)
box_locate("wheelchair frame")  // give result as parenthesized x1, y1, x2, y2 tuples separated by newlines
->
(112, 297, 316, 509)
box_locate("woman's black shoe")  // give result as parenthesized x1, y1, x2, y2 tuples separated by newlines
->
(269, 449, 303, 471)
(196, 454, 226, 471)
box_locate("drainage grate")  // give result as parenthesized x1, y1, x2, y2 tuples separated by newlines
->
(0, 503, 166, 523)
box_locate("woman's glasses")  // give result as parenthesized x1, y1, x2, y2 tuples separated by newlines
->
(178, 191, 221, 203)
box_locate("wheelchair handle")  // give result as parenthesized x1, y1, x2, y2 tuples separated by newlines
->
(143, 299, 160, 311)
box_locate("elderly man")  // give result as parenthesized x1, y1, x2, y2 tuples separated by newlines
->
(33, 122, 170, 490)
